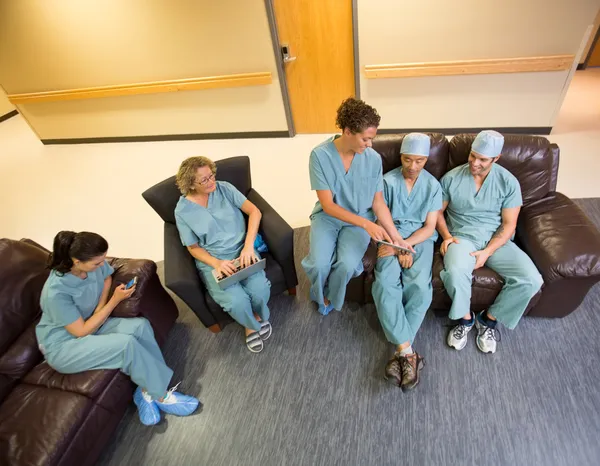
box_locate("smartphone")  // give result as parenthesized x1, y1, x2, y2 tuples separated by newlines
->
(125, 276, 138, 290)
(377, 240, 414, 255)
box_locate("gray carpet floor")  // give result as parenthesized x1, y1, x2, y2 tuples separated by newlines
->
(98, 199, 600, 466)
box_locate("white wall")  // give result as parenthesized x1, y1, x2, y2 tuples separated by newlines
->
(1, 69, 599, 262)
(0, 114, 323, 261)
(358, 0, 599, 129)
(0, 87, 14, 116)
(0, 0, 287, 139)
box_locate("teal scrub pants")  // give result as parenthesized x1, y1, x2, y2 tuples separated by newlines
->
(372, 240, 434, 345)
(440, 237, 543, 329)
(302, 212, 371, 311)
(45, 317, 173, 400)
(199, 261, 271, 332)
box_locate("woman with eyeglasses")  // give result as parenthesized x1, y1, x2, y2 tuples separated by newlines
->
(174, 157, 272, 353)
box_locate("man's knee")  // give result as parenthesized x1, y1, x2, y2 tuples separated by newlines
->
(442, 263, 472, 279)
(523, 271, 544, 294)
(375, 257, 400, 284)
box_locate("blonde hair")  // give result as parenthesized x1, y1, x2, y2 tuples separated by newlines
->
(176, 156, 217, 195)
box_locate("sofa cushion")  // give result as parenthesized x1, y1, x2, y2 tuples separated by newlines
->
(0, 384, 92, 466)
(107, 258, 158, 318)
(373, 133, 449, 180)
(0, 239, 49, 404)
(449, 134, 554, 205)
(0, 325, 43, 403)
(0, 240, 49, 355)
(23, 362, 120, 400)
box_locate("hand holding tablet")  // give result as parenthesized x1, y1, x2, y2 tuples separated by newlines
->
(377, 240, 414, 255)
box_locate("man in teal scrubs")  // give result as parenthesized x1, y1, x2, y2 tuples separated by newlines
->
(437, 130, 543, 354)
(373, 133, 441, 390)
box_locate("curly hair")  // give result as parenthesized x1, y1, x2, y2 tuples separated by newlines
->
(176, 156, 217, 195)
(335, 97, 381, 133)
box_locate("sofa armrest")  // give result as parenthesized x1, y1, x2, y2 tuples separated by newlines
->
(517, 192, 600, 283)
(108, 256, 178, 346)
(163, 222, 217, 328)
(247, 189, 298, 289)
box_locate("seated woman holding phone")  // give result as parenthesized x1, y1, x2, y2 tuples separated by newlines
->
(174, 156, 272, 353)
(36, 231, 199, 426)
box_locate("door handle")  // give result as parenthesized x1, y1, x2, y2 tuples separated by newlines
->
(281, 44, 297, 63)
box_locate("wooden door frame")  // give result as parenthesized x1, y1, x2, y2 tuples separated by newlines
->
(264, 0, 361, 136)
(580, 16, 600, 70)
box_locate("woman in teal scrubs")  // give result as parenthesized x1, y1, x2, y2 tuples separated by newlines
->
(301, 98, 410, 315)
(37, 231, 199, 426)
(175, 156, 272, 353)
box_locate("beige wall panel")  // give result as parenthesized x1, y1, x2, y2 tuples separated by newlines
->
(0, 88, 15, 115)
(18, 83, 287, 139)
(363, 71, 569, 128)
(0, 0, 286, 138)
(358, 0, 599, 128)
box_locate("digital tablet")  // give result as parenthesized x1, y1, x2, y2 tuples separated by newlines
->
(376, 240, 413, 255)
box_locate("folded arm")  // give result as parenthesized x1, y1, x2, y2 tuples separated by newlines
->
(405, 210, 439, 247)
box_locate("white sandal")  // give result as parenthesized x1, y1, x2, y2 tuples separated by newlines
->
(259, 321, 272, 341)
(245, 331, 264, 353)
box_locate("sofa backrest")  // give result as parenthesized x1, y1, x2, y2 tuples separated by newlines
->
(372, 133, 449, 180)
(449, 134, 558, 205)
(142, 156, 253, 224)
(0, 239, 49, 403)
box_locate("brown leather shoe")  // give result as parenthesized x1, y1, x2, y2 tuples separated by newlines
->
(398, 353, 424, 392)
(384, 354, 402, 387)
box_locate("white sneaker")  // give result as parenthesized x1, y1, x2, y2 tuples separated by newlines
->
(475, 313, 501, 354)
(447, 315, 474, 350)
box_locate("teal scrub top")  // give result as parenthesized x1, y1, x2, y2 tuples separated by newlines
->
(383, 167, 442, 241)
(175, 181, 248, 267)
(309, 136, 384, 221)
(36, 260, 114, 351)
(441, 163, 522, 243)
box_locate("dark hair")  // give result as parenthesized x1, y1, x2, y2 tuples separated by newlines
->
(335, 97, 381, 133)
(48, 231, 109, 274)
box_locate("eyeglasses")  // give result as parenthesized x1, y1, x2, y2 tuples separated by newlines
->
(195, 173, 216, 186)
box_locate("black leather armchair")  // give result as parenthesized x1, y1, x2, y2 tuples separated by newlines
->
(142, 156, 298, 332)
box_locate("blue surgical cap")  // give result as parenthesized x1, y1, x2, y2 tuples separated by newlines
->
(471, 130, 504, 158)
(400, 133, 431, 157)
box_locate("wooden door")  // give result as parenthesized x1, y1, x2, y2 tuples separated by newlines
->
(273, 0, 355, 134)
(589, 37, 600, 67)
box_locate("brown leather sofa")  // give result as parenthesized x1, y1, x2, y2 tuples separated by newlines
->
(346, 133, 600, 319)
(0, 238, 179, 466)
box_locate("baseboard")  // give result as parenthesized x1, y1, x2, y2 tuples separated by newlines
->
(377, 126, 552, 136)
(41, 130, 291, 145)
(0, 109, 18, 124)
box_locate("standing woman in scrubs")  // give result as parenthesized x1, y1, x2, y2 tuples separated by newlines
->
(175, 156, 272, 353)
(302, 98, 410, 315)
(37, 231, 200, 426)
